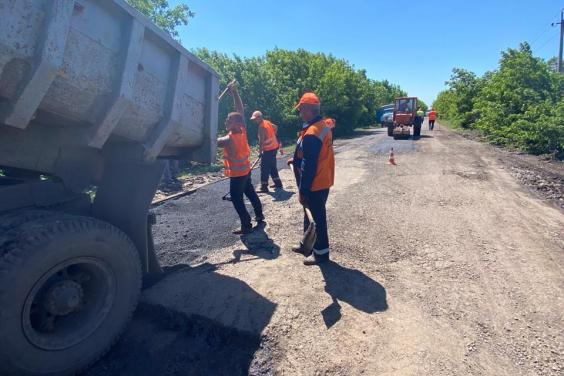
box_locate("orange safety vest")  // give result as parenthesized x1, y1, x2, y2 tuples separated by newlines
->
(223, 127, 251, 178)
(297, 119, 335, 191)
(324, 118, 335, 130)
(428, 111, 437, 121)
(259, 120, 279, 152)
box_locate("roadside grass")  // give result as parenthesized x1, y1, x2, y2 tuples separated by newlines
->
(439, 120, 562, 161)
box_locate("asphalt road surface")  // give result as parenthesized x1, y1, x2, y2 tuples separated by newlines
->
(87, 123, 563, 376)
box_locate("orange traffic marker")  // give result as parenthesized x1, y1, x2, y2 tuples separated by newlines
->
(387, 148, 397, 165)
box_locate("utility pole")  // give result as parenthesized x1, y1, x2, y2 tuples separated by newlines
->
(553, 9, 564, 73)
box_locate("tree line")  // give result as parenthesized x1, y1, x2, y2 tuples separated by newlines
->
(433, 42, 564, 159)
(194, 48, 410, 142)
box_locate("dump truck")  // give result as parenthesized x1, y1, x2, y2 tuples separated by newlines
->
(376, 103, 393, 128)
(0, 1, 219, 374)
(387, 97, 420, 138)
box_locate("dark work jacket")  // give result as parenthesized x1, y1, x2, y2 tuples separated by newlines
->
(293, 115, 323, 195)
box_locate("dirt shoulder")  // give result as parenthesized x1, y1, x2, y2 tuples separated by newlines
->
(88, 125, 563, 376)
(447, 125, 564, 210)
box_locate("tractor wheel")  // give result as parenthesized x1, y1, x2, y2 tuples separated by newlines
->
(387, 123, 393, 137)
(414, 123, 421, 138)
(0, 214, 142, 376)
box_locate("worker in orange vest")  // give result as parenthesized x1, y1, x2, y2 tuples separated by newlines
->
(428, 108, 437, 131)
(217, 82, 264, 235)
(250, 111, 283, 192)
(289, 92, 335, 265)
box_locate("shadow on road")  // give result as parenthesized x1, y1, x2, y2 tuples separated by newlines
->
(237, 222, 281, 260)
(265, 187, 295, 202)
(90, 263, 277, 376)
(318, 261, 388, 328)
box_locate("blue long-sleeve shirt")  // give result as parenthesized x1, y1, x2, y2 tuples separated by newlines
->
(293, 116, 323, 195)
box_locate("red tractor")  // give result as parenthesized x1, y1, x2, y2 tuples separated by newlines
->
(387, 97, 421, 139)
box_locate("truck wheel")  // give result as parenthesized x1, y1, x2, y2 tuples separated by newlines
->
(414, 123, 421, 138)
(387, 123, 393, 137)
(0, 209, 58, 233)
(0, 215, 142, 376)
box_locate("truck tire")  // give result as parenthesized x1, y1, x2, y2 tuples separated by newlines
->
(0, 209, 58, 233)
(0, 215, 142, 376)
(387, 123, 393, 137)
(414, 123, 421, 138)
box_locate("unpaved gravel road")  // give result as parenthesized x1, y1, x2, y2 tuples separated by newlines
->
(87, 123, 563, 376)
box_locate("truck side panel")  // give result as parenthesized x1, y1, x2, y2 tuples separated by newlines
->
(0, 0, 219, 169)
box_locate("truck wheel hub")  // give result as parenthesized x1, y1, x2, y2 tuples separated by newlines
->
(44, 280, 84, 316)
(22, 257, 116, 351)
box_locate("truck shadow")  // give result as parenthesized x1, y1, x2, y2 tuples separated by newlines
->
(88, 263, 277, 376)
(318, 261, 388, 328)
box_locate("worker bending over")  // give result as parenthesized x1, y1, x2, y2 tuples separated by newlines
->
(217, 82, 264, 235)
(250, 111, 283, 192)
(290, 92, 335, 265)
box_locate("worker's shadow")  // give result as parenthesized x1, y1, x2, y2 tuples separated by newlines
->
(231, 223, 280, 261)
(318, 261, 387, 328)
(265, 187, 295, 202)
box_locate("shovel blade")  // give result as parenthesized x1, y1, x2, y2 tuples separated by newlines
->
(301, 222, 317, 252)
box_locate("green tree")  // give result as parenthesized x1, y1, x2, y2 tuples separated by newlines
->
(194, 48, 408, 141)
(474, 43, 556, 145)
(433, 42, 564, 158)
(126, 0, 194, 39)
(416, 99, 428, 112)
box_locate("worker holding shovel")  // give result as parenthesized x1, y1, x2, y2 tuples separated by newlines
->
(289, 92, 335, 265)
(217, 81, 264, 235)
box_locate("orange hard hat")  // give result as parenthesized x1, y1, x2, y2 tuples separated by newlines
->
(294, 92, 320, 109)
(325, 118, 335, 128)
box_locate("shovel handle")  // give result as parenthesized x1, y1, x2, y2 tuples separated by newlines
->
(304, 206, 314, 223)
(221, 155, 261, 200)
(289, 163, 315, 223)
(250, 154, 262, 170)
(217, 79, 237, 101)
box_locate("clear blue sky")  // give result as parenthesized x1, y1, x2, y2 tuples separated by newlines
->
(171, 0, 563, 106)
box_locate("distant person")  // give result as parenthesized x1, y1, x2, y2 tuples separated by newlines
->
(428, 108, 437, 130)
(417, 108, 425, 118)
(250, 110, 283, 192)
(217, 82, 264, 235)
(413, 113, 424, 137)
(162, 160, 179, 186)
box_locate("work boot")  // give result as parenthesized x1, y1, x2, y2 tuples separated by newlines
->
(270, 178, 283, 189)
(257, 183, 270, 193)
(303, 253, 329, 266)
(291, 244, 312, 257)
(232, 226, 253, 235)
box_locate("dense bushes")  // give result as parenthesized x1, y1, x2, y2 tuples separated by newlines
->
(433, 43, 564, 158)
(194, 48, 408, 141)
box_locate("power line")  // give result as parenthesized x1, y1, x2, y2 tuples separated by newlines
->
(529, 25, 552, 47)
(537, 33, 558, 52)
